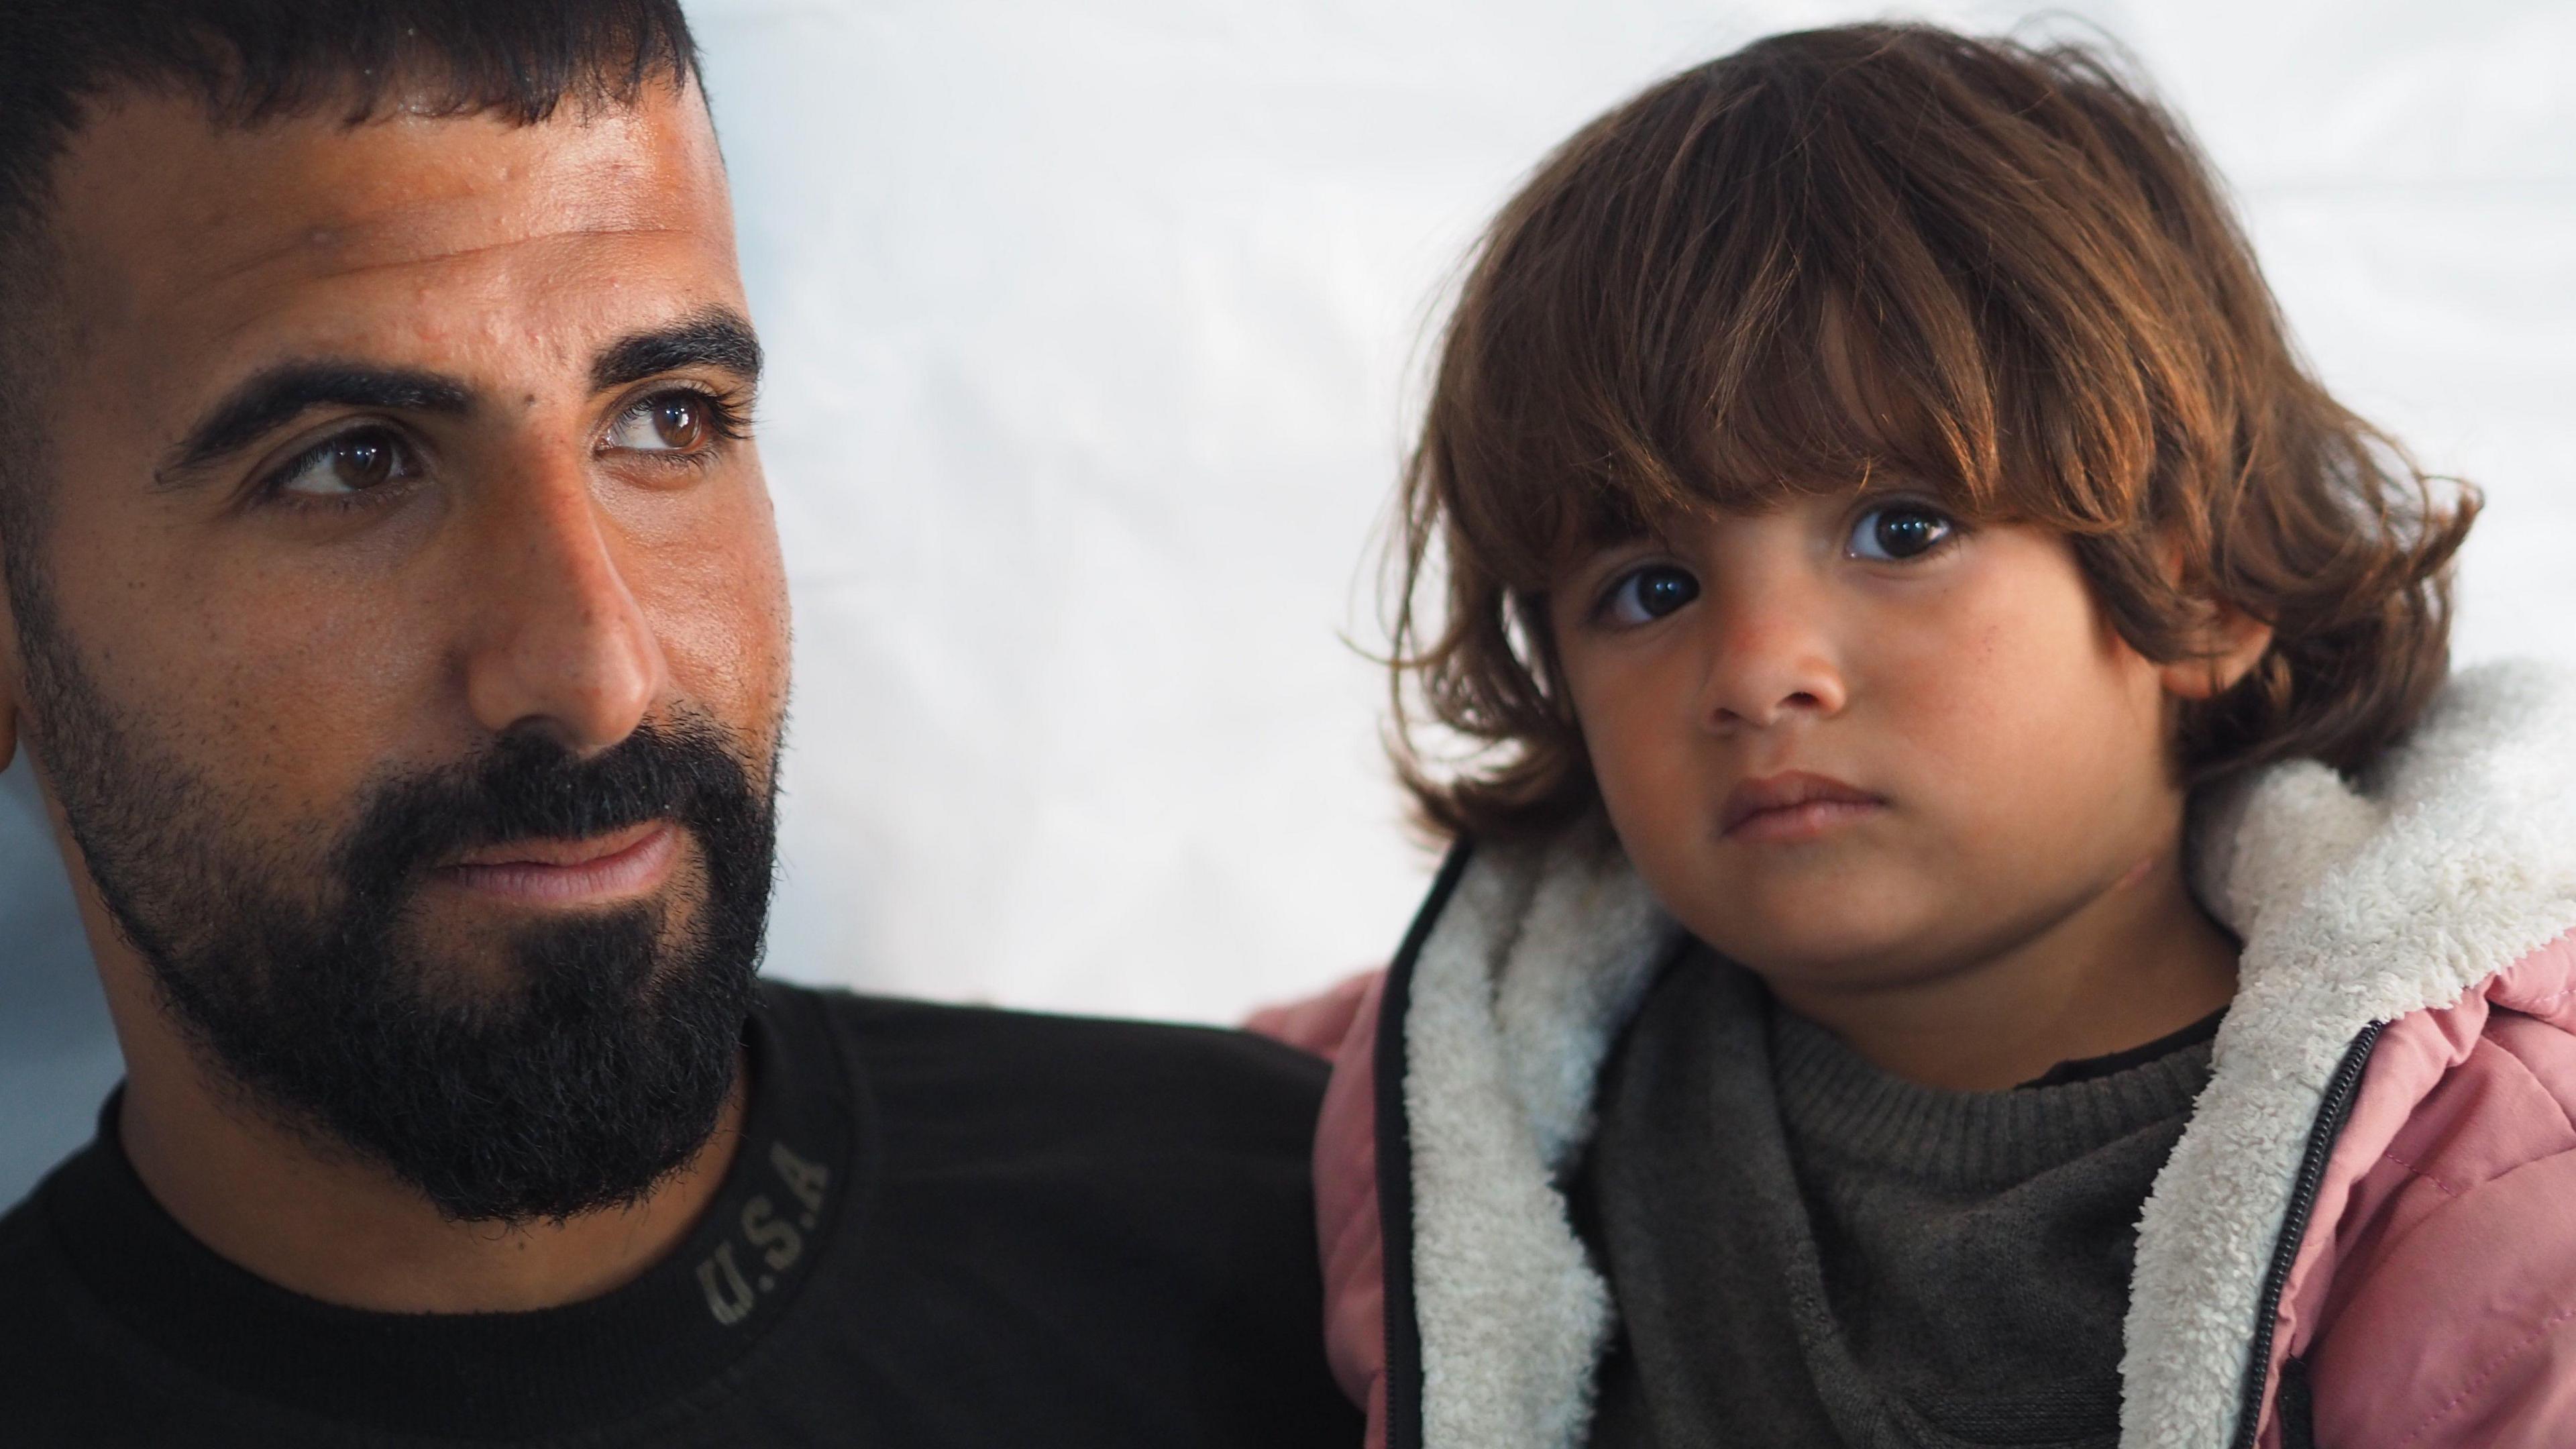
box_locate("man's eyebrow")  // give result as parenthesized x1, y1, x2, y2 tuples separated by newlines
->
(591, 308, 764, 392)
(160, 364, 472, 480)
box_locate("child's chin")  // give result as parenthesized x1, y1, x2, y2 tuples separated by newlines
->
(1680, 883, 1948, 979)
(1719, 937, 1929, 991)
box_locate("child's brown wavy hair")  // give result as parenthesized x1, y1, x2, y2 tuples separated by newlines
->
(1390, 22, 2476, 844)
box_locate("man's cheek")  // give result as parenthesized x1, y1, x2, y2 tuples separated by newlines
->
(652, 599, 784, 737)
(654, 574, 789, 725)
(619, 480, 781, 643)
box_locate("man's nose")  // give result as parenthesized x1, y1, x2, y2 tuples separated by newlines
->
(458, 460, 669, 756)
(1693, 574, 1849, 733)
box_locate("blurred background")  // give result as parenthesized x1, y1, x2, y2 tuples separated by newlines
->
(5, 0, 2571, 1206)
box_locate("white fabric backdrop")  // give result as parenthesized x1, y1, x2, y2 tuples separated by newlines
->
(4, 0, 2571, 1201)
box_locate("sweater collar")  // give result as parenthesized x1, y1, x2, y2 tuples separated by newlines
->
(38, 981, 863, 1440)
(1770, 995, 2215, 1191)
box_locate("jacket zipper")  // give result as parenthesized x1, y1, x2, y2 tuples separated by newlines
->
(2226, 1021, 2383, 1449)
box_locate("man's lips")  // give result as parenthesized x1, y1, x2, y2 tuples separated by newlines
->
(1719, 771, 1886, 843)
(434, 821, 681, 906)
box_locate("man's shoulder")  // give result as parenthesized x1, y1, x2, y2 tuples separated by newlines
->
(0, 1156, 166, 1440)
(0, 1150, 87, 1318)
(0, 1174, 49, 1260)
(751, 989, 1355, 1447)
(0, 1183, 61, 1336)
(766, 979, 1329, 1148)
(775, 977, 1330, 1075)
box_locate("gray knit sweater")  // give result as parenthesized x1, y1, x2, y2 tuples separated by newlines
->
(1574, 952, 2215, 1449)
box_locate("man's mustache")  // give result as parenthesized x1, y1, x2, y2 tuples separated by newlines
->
(334, 718, 765, 901)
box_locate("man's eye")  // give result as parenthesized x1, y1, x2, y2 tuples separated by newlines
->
(267, 427, 417, 500)
(1605, 565, 1701, 625)
(604, 390, 724, 454)
(1847, 503, 1956, 562)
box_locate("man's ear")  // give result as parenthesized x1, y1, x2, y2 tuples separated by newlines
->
(2158, 601, 2272, 702)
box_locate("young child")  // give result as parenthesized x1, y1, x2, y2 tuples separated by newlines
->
(1252, 23, 2576, 1449)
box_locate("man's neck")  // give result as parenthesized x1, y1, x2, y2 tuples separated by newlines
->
(112, 1030, 749, 1315)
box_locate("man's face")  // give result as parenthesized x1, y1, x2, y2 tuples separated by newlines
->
(1, 80, 792, 1222)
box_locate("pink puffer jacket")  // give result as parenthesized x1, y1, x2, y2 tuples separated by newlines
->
(1252, 663, 2576, 1449)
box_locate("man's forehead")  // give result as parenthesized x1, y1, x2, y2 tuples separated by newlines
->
(50, 84, 737, 380)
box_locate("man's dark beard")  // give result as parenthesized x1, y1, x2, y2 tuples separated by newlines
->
(13, 580, 778, 1226)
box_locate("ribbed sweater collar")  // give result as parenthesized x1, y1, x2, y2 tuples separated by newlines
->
(1769, 1005, 2215, 1191)
(39, 983, 864, 1440)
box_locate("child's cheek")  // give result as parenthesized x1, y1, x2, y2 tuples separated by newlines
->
(1578, 667, 1701, 845)
(1878, 539, 2174, 888)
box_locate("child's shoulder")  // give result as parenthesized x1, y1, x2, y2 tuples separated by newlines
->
(2296, 948, 2576, 1446)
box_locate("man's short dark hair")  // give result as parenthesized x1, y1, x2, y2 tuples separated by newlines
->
(0, 0, 702, 553)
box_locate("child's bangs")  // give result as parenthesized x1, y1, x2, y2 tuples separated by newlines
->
(1546, 266, 2010, 568)
(1471, 98, 2062, 580)
(1689, 280, 1998, 522)
(1432, 34, 2198, 594)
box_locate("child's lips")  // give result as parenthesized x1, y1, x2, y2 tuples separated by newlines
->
(1720, 771, 1886, 843)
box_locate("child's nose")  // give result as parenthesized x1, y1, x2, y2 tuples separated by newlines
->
(1697, 608, 1848, 732)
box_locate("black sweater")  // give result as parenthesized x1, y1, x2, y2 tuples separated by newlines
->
(0, 981, 1361, 1447)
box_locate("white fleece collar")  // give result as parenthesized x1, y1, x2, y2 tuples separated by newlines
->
(1395, 661, 2576, 1449)
(2123, 662, 2576, 1445)
(1401, 831, 1675, 1449)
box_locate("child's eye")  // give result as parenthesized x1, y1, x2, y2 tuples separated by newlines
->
(1847, 502, 1957, 562)
(1603, 564, 1701, 625)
